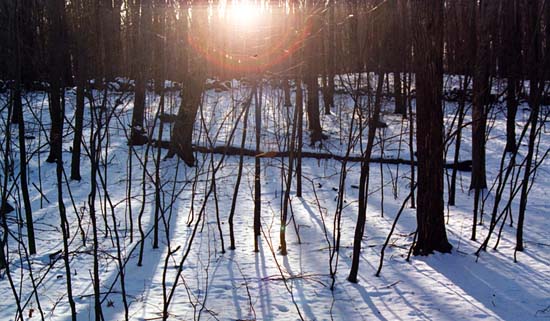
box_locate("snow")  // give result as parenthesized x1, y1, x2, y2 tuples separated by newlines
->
(0, 76, 549, 321)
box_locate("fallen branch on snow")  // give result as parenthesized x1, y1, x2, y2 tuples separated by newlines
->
(152, 140, 473, 172)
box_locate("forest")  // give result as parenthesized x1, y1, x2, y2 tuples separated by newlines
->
(0, 0, 549, 320)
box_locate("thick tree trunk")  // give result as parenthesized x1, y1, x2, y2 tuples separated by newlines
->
(153, 0, 166, 94)
(411, 0, 452, 256)
(328, 0, 335, 105)
(71, 17, 87, 180)
(112, 0, 123, 75)
(283, 78, 292, 107)
(305, 3, 323, 144)
(390, 0, 406, 115)
(14, 3, 36, 255)
(168, 8, 206, 166)
(504, 0, 521, 153)
(470, 0, 489, 190)
(130, 0, 151, 146)
(46, 0, 66, 164)
(169, 76, 204, 166)
(306, 75, 322, 143)
(324, 0, 335, 113)
(505, 78, 519, 153)
(394, 72, 405, 115)
(131, 72, 148, 145)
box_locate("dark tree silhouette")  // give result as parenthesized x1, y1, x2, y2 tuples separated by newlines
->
(411, 0, 452, 256)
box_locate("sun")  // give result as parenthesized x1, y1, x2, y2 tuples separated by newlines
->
(224, 0, 263, 28)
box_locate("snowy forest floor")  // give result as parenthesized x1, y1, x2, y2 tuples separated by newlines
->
(0, 76, 549, 321)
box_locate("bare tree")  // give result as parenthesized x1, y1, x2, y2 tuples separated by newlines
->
(470, 0, 490, 210)
(305, 2, 324, 144)
(13, 0, 36, 254)
(348, 72, 385, 283)
(130, 0, 151, 146)
(503, 0, 521, 153)
(411, 0, 452, 255)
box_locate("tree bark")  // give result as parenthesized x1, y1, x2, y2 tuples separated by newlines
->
(471, 0, 490, 190)
(168, 76, 204, 166)
(305, 3, 323, 144)
(254, 86, 262, 252)
(505, 78, 519, 153)
(324, 0, 335, 113)
(168, 6, 206, 166)
(411, 0, 452, 256)
(130, 0, 151, 146)
(390, 0, 406, 115)
(45, 0, 66, 164)
(71, 2, 87, 180)
(504, 0, 521, 153)
(14, 0, 36, 255)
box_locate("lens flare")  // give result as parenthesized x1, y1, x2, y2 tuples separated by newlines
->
(227, 0, 261, 28)
(185, 1, 311, 74)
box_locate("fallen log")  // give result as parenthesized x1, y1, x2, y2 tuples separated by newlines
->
(153, 140, 472, 172)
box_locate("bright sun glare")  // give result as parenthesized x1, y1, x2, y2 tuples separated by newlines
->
(224, 0, 263, 27)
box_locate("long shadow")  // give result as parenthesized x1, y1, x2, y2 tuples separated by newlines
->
(294, 189, 400, 319)
(349, 283, 391, 321)
(281, 255, 316, 320)
(255, 238, 274, 321)
(419, 252, 548, 320)
(293, 161, 411, 320)
(226, 252, 244, 320)
(63, 156, 191, 321)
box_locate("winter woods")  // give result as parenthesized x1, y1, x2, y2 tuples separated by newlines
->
(0, 1, 549, 320)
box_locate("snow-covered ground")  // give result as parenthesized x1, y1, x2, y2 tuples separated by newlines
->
(0, 76, 548, 321)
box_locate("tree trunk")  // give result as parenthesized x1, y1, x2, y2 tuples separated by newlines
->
(112, 0, 123, 75)
(449, 76, 469, 206)
(411, 0, 452, 256)
(504, 0, 521, 153)
(153, 0, 166, 94)
(14, 1, 36, 255)
(348, 72, 385, 283)
(323, 0, 335, 113)
(169, 8, 206, 166)
(296, 79, 304, 197)
(305, 3, 323, 144)
(254, 86, 262, 252)
(71, 10, 87, 180)
(394, 72, 405, 115)
(130, 0, 151, 146)
(45, 0, 66, 164)
(516, 0, 542, 252)
(283, 78, 292, 107)
(390, 0, 406, 115)
(280, 84, 299, 256)
(306, 74, 322, 144)
(505, 78, 519, 153)
(471, 0, 489, 190)
(228, 90, 254, 250)
(169, 77, 204, 166)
